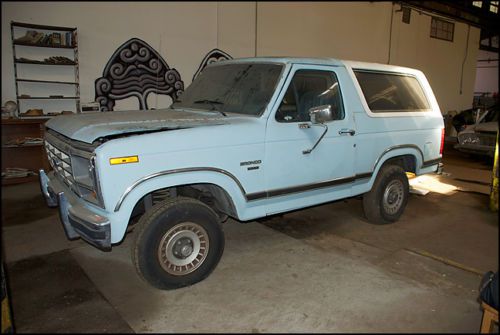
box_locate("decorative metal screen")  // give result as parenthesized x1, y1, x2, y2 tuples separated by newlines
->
(95, 38, 184, 111)
(192, 48, 233, 82)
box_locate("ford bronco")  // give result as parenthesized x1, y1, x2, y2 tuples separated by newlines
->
(40, 57, 444, 289)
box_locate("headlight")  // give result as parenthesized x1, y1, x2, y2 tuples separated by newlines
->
(72, 155, 94, 188)
(71, 155, 102, 206)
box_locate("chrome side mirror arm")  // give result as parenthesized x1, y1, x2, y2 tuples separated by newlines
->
(302, 105, 332, 155)
(302, 123, 328, 155)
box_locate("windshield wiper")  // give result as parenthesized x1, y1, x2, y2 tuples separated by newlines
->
(193, 99, 227, 116)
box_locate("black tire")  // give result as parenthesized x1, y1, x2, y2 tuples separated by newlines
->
(362, 164, 409, 225)
(132, 196, 224, 290)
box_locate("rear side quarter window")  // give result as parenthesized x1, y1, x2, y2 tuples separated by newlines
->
(354, 70, 431, 113)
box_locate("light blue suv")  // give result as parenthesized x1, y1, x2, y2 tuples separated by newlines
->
(40, 57, 444, 289)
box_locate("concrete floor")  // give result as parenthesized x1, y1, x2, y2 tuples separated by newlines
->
(1, 144, 498, 333)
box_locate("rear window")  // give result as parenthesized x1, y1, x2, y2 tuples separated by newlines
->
(354, 70, 431, 113)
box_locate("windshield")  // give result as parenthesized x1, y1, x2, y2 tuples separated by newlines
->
(171, 63, 283, 116)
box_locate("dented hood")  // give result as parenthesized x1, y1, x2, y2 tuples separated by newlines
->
(45, 108, 228, 144)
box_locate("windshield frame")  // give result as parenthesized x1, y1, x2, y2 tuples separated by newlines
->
(171, 61, 287, 118)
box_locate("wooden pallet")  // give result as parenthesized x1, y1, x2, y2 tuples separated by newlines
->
(480, 302, 499, 333)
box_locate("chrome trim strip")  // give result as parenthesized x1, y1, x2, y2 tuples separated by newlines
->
(45, 131, 93, 160)
(46, 129, 100, 152)
(246, 172, 373, 201)
(114, 168, 374, 212)
(39, 169, 58, 207)
(90, 155, 105, 208)
(421, 157, 442, 168)
(372, 145, 441, 170)
(57, 192, 79, 240)
(372, 144, 424, 172)
(355, 172, 373, 180)
(113, 146, 440, 212)
(113, 167, 247, 212)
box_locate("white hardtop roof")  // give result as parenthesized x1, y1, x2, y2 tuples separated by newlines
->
(217, 57, 422, 75)
(222, 57, 344, 66)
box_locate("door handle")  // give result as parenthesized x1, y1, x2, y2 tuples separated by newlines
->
(339, 129, 355, 136)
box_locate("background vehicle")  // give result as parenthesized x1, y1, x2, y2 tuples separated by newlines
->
(455, 104, 499, 158)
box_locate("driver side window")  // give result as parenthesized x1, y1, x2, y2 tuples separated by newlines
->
(276, 69, 344, 123)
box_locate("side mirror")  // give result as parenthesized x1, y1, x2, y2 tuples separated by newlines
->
(309, 105, 332, 124)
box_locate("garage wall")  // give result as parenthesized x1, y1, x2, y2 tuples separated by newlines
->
(255, 2, 480, 114)
(474, 49, 499, 95)
(1, 1, 219, 111)
(389, 6, 480, 114)
(217, 2, 256, 58)
(256, 2, 393, 63)
(1, 1, 479, 115)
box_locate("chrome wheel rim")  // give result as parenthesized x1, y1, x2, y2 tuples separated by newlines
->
(383, 180, 404, 215)
(158, 222, 209, 276)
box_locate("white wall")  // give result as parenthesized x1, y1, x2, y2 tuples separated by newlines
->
(1, 1, 218, 112)
(474, 49, 498, 95)
(1, 1, 480, 116)
(390, 6, 480, 114)
(256, 2, 393, 63)
(217, 2, 256, 58)
(255, 2, 480, 114)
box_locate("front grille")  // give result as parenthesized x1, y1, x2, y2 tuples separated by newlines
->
(44, 131, 103, 208)
(45, 141, 77, 191)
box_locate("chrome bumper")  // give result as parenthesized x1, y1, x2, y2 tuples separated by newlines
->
(39, 169, 111, 251)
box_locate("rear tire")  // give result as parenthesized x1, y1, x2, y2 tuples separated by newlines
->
(363, 164, 409, 225)
(132, 197, 224, 290)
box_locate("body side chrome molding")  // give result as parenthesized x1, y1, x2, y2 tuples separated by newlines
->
(114, 168, 374, 212)
(371, 144, 424, 172)
(246, 173, 372, 201)
(371, 144, 441, 171)
(113, 145, 442, 212)
(421, 157, 442, 168)
(113, 167, 247, 212)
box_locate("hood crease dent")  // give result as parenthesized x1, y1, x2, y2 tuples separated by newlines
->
(45, 108, 228, 144)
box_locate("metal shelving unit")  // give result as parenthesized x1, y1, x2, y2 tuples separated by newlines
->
(1, 118, 51, 186)
(10, 21, 81, 118)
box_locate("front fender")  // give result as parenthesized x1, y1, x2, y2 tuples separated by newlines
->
(110, 168, 248, 242)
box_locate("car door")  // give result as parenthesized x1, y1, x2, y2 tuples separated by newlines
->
(263, 64, 356, 211)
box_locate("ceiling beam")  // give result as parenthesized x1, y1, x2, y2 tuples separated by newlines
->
(402, 1, 499, 31)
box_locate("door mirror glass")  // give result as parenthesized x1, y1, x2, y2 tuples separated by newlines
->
(309, 105, 332, 124)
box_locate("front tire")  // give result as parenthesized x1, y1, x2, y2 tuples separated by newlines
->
(132, 197, 224, 290)
(363, 164, 409, 225)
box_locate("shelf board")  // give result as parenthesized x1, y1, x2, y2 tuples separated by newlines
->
(11, 21, 77, 32)
(2, 143, 43, 148)
(1, 118, 50, 124)
(17, 79, 79, 85)
(17, 96, 80, 100)
(15, 59, 77, 66)
(13, 41, 76, 49)
(16, 116, 55, 120)
(2, 175, 40, 186)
